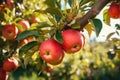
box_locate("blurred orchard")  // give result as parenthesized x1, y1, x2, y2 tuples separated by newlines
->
(0, 0, 120, 80)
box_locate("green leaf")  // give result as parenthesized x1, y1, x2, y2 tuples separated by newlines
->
(115, 24, 120, 30)
(13, 18, 22, 22)
(19, 41, 38, 56)
(44, 0, 55, 8)
(45, 7, 62, 17)
(71, 22, 80, 29)
(30, 22, 51, 30)
(47, 14, 57, 26)
(55, 0, 61, 9)
(55, 15, 61, 22)
(68, 0, 72, 7)
(103, 9, 110, 26)
(116, 31, 120, 36)
(92, 19, 102, 37)
(55, 30, 63, 43)
(79, 0, 90, 6)
(16, 30, 39, 41)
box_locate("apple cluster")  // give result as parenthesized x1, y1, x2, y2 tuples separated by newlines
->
(0, 18, 39, 80)
(108, 2, 120, 19)
(1, 18, 39, 46)
(39, 29, 85, 65)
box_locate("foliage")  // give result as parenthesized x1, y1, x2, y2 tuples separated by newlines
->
(0, 0, 120, 80)
(9, 41, 120, 80)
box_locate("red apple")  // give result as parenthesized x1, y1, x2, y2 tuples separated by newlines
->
(108, 3, 120, 19)
(31, 17, 40, 24)
(61, 29, 84, 53)
(19, 39, 28, 46)
(6, 0, 14, 9)
(19, 36, 35, 46)
(2, 24, 18, 40)
(119, 3, 120, 16)
(0, 68, 8, 80)
(39, 39, 64, 65)
(17, 19, 30, 33)
(3, 57, 19, 72)
(45, 66, 52, 72)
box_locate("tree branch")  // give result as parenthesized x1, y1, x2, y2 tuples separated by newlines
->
(77, 0, 111, 31)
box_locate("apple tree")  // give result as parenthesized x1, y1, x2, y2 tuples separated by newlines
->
(0, 0, 120, 80)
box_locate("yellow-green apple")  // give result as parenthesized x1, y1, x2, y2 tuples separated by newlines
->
(2, 24, 18, 40)
(3, 57, 19, 72)
(61, 29, 84, 53)
(17, 19, 30, 33)
(108, 3, 120, 19)
(31, 17, 40, 24)
(0, 68, 8, 80)
(39, 39, 64, 65)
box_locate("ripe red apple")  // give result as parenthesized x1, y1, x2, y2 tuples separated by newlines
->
(17, 19, 30, 33)
(3, 57, 19, 72)
(31, 17, 40, 24)
(39, 39, 64, 65)
(0, 68, 8, 80)
(108, 3, 120, 19)
(2, 24, 18, 40)
(61, 29, 84, 53)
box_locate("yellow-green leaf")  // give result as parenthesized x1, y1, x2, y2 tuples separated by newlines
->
(103, 9, 110, 26)
(85, 23, 93, 37)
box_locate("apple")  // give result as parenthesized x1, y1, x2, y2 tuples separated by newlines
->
(108, 3, 120, 19)
(19, 36, 35, 46)
(17, 19, 30, 33)
(19, 38, 28, 46)
(6, 0, 14, 9)
(45, 66, 52, 72)
(0, 68, 8, 80)
(61, 29, 84, 53)
(3, 57, 19, 72)
(2, 24, 18, 40)
(39, 39, 64, 65)
(31, 17, 40, 24)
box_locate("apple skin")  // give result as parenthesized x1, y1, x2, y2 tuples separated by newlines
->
(0, 68, 8, 80)
(31, 17, 40, 24)
(61, 29, 84, 53)
(3, 58, 19, 72)
(108, 3, 120, 19)
(18, 19, 30, 33)
(39, 39, 64, 65)
(2, 24, 18, 40)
